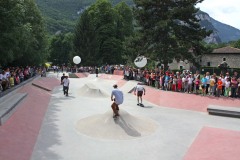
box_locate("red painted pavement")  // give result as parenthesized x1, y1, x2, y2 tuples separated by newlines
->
(141, 85, 240, 112)
(75, 73, 89, 78)
(101, 76, 240, 112)
(0, 77, 59, 160)
(184, 127, 240, 160)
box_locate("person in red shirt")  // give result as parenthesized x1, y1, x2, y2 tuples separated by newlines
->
(216, 78, 223, 97)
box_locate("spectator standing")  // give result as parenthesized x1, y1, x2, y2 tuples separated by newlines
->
(216, 78, 223, 97)
(209, 75, 215, 96)
(205, 72, 211, 95)
(221, 75, 226, 96)
(224, 78, 231, 97)
(201, 74, 207, 96)
(195, 77, 200, 95)
(230, 77, 238, 98)
(187, 74, 193, 93)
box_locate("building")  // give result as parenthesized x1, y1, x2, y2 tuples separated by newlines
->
(201, 46, 240, 68)
(168, 59, 192, 70)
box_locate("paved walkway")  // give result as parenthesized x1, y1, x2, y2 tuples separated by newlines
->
(0, 73, 240, 160)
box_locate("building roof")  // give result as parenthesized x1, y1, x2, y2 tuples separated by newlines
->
(212, 46, 240, 54)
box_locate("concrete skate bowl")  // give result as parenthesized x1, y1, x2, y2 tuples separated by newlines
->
(75, 110, 158, 140)
(78, 83, 109, 98)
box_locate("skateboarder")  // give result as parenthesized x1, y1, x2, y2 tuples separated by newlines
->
(62, 76, 70, 96)
(111, 84, 124, 118)
(134, 83, 146, 107)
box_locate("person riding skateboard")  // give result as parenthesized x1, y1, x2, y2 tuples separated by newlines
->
(134, 82, 146, 107)
(111, 84, 123, 118)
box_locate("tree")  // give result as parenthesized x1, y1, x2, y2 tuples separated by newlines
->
(232, 39, 240, 49)
(74, 0, 134, 66)
(0, 0, 48, 66)
(132, 0, 212, 69)
(49, 33, 74, 66)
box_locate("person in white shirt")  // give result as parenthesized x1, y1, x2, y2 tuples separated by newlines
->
(224, 78, 231, 97)
(134, 83, 146, 106)
(111, 84, 123, 118)
(187, 74, 193, 93)
(63, 76, 70, 96)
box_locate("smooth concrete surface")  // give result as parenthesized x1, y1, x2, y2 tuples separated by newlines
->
(31, 73, 240, 160)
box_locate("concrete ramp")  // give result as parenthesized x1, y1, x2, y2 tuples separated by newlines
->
(120, 81, 139, 93)
(207, 105, 240, 118)
(75, 109, 158, 140)
(78, 83, 109, 98)
(0, 93, 27, 125)
(32, 82, 51, 91)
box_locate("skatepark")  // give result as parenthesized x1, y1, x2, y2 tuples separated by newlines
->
(0, 72, 240, 160)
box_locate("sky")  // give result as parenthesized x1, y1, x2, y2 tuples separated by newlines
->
(196, 0, 240, 29)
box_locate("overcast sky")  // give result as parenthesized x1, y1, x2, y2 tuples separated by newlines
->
(196, 0, 240, 29)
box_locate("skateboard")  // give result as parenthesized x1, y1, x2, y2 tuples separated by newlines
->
(113, 115, 119, 119)
(137, 103, 144, 107)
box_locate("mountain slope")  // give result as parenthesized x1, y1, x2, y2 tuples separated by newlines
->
(36, 0, 133, 33)
(36, 0, 240, 43)
(210, 18, 240, 43)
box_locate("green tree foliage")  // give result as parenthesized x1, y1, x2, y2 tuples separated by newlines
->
(232, 39, 240, 49)
(132, 0, 212, 68)
(48, 33, 74, 66)
(0, 0, 48, 66)
(35, 0, 134, 34)
(74, 0, 134, 66)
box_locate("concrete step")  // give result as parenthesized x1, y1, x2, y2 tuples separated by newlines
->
(0, 93, 28, 125)
(32, 82, 51, 91)
(207, 105, 240, 118)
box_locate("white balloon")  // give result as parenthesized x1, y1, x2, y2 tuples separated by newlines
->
(73, 56, 81, 64)
(134, 56, 147, 68)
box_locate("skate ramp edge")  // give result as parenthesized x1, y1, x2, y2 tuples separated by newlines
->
(32, 82, 51, 91)
(75, 109, 158, 140)
(207, 105, 240, 118)
(0, 93, 28, 125)
(78, 83, 109, 98)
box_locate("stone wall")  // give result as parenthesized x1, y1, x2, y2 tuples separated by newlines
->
(201, 54, 240, 68)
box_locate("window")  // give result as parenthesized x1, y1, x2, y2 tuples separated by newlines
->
(180, 66, 183, 70)
(207, 62, 211, 66)
(223, 58, 226, 61)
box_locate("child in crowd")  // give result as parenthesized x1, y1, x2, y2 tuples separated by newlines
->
(187, 74, 193, 93)
(224, 78, 231, 97)
(172, 76, 177, 91)
(238, 78, 240, 98)
(177, 76, 182, 92)
(230, 76, 238, 98)
(209, 75, 215, 96)
(201, 74, 207, 96)
(164, 73, 170, 91)
(9, 74, 14, 88)
(195, 77, 200, 95)
(221, 75, 226, 96)
(216, 78, 222, 97)
(183, 76, 188, 93)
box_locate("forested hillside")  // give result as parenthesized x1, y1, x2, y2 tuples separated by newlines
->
(36, 0, 133, 33)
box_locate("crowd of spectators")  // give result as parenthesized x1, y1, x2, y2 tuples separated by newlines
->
(123, 67, 240, 98)
(0, 66, 39, 92)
